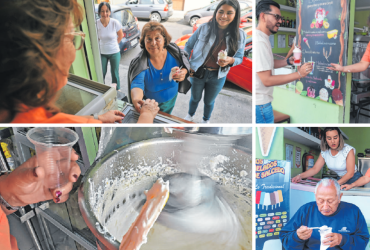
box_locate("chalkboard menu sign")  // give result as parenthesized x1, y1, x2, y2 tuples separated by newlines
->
(295, 0, 350, 106)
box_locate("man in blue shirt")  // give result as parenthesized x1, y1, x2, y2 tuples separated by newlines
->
(280, 178, 369, 249)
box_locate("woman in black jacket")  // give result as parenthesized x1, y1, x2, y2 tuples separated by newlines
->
(128, 21, 191, 114)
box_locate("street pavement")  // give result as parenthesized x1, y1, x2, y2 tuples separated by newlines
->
(103, 13, 252, 123)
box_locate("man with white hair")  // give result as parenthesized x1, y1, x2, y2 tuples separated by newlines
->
(280, 178, 369, 249)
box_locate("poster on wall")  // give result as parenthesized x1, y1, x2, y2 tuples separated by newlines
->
(255, 159, 291, 250)
(286, 144, 294, 165)
(295, 147, 301, 168)
(295, 0, 350, 106)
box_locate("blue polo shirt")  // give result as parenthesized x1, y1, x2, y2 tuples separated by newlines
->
(131, 51, 179, 103)
(280, 201, 369, 250)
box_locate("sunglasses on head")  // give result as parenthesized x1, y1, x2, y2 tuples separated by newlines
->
(263, 12, 282, 21)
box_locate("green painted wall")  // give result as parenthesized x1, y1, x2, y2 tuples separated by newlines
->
(69, 0, 97, 81)
(340, 127, 370, 164)
(354, 10, 370, 30)
(284, 138, 321, 179)
(81, 127, 99, 164)
(256, 127, 284, 160)
(272, 10, 297, 54)
(272, 87, 343, 123)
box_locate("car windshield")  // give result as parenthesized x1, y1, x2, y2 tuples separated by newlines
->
(164, 0, 172, 4)
(112, 9, 132, 26)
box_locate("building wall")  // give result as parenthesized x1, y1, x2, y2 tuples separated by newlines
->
(184, 0, 211, 12)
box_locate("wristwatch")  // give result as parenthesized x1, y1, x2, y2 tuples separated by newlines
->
(0, 193, 21, 211)
(286, 57, 292, 66)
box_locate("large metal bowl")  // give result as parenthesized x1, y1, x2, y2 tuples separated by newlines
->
(78, 137, 252, 249)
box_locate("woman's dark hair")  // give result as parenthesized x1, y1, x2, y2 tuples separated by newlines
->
(320, 127, 345, 151)
(98, 2, 111, 16)
(0, 0, 84, 122)
(205, 0, 240, 57)
(256, 0, 280, 21)
(139, 21, 172, 50)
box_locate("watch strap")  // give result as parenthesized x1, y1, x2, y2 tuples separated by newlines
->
(0, 193, 21, 211)
(287, 57, 292, 66)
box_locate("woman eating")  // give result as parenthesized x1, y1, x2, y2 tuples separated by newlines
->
(0, 0, 158, 123)
(128, 21, 190, 115)
(183, 0, 247, 123)
(97, 2, 123, 91)
(291, 127, 362, 185)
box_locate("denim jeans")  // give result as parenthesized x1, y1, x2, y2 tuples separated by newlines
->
(337, 171, 363, 185)
(256, 102, 274, 124)
(101, 52, 121, 90)
(188, 70, 226, 121)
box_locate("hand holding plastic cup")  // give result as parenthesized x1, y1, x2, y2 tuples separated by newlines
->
(26, 128, 79, 189)
(293, 46, 302, 66)
(319, 226, 332, 250)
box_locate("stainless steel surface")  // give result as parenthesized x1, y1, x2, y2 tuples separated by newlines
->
(121, 105, 185, 123)
(354, 35, 370, 43)
(79, 136, 251, 249)
(351, 90, 370, 104)
(358, 157, 370, 188)
(35, 208, 98, 250)
(19, 207, 43, 250)
(342, 187, 370, 196)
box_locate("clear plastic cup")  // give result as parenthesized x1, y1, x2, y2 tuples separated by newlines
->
(26, 128, 79, 189)
(319, 226, 332, 250)
(293, 47, 302, 66)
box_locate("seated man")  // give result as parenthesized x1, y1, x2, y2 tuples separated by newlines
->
(280, 178, 369, 249)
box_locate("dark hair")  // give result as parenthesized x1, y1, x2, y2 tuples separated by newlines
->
(139, 21, 172, 50)
(98, 2, 111, 16)
(205, 0, 240, 57)
(0, 0, 84, 122)
(320, 127, 345, 151)
(256, 0, 280, 21)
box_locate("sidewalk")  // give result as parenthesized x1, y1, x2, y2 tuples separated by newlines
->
(110, 64, 252, 123)
(168, 10, 186, 22)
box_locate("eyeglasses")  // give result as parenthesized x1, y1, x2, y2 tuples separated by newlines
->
(64, 31, 85, 50)
(263, 12, 283, 22)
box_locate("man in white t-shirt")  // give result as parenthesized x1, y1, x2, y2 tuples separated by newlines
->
(255, 0, 312, 123)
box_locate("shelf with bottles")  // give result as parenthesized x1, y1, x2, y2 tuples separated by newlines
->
(278, 27, 296, 33)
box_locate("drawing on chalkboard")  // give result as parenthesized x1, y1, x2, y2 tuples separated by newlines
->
(303, 37, 310, 49)
(296, 0, 349, 107)
(311, 8, 329, 29)
(327, 29, 339, 39)
(307, 86, 315, 98)
(319, 88, 329, 102)
(295, 81, 303, 95)
(323, 47, 332, 62)
(325, 75, 335, 90)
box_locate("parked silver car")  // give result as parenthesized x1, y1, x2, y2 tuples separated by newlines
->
(124, 0, 173, 22)
(184, 0, 250, 26)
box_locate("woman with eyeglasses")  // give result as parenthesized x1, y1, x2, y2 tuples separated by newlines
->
(183, 0, 247, 123)
(97, 2, 123, 91)
(0, 0, 159, 123)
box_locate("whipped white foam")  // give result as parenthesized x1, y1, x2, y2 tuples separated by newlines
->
(88, 154, 251, 250)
